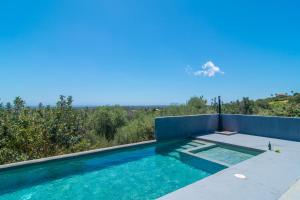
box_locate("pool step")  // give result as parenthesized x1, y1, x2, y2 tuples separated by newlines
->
(181, 144, 197, 149)
(167, 139, 261, 169)
(180, 140, 207, 149)
(188, 141, 204, 146)
(177, 140, 231, 168)
(165, 140, 209, 159)
(165, 139, 227, 163)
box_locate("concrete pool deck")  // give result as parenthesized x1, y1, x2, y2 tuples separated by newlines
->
(160, 133, 300, 200)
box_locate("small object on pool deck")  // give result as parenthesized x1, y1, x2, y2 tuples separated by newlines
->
(234, 174, 247, 179)
(268, 141, 272, 150)
(215, 131, 237, 136)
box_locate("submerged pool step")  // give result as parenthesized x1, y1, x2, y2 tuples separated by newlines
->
(176, 140, 232, 168)
(179, 141, 205, 150)
(181, 144, 197, 149)
(188, 141, 204, 146)
(166, 139, 263, 169)
(192, 140, 207, 144)
(165, 140, 210, 159)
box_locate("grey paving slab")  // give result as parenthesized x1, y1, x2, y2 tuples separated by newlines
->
(159, 134, 300, 200)
(279, 178, 300, 200)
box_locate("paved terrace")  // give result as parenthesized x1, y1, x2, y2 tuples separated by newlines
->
(159, 133, 300, 200)
(155, 114, 300, 200)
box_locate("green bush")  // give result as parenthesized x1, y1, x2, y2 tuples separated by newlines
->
(88, 106, 127, 140)
(114, 114, 154, 145)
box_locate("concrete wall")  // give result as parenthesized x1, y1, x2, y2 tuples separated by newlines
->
(155, 114, 300, 142)
(222, 114, 300, 142)
(155, 114, 218, 141)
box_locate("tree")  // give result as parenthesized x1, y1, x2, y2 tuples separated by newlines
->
(187, 96, 207, 110)
(240, 97, 255, 114)
(89, 106, 127, 140)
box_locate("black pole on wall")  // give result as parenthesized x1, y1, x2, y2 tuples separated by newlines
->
(218, 96, 223, 131)
(218, 96, 222, 115)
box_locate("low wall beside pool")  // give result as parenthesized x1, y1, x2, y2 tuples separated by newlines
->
(155, 114, 300, 142)
(155, 114, 219, 140)
(221, 114, 300, 142)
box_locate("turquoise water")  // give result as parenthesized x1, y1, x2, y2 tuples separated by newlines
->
(0, 140, 225, 200)
(195, 146, 261, 166)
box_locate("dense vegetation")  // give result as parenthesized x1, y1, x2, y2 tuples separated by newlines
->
(222, 92, 300, 116)
(1, 93, 300, 164)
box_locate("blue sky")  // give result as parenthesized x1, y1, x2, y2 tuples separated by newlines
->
(1, 0, 300, 105)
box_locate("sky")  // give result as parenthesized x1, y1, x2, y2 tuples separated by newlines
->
(1, 0, 300, 106)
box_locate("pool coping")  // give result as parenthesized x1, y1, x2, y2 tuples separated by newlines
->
(0, 140, 156, 172)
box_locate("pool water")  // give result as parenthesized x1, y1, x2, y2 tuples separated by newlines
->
(0, 140, 225, 200)
(194, 145, 262, 166)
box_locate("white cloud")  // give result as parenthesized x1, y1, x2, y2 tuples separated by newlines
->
(187, 61, 224, 77)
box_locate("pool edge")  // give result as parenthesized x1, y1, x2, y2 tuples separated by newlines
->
(0, 140, 157, 172)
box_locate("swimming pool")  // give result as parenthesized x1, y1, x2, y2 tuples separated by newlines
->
(0, 139, 262, 200)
